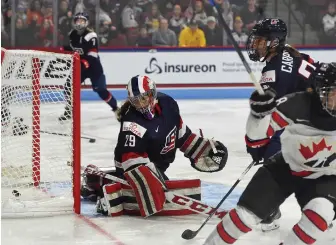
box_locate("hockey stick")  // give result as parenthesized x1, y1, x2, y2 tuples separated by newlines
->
(84, 164, 228, 218)
(181, 160, 257, 240)
(40, 130, 96, 143)
(209, 0, 264, 95)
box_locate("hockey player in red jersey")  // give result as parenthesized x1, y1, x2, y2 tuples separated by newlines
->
(203, 63, 336, 245)
(81, 75, 229, 217)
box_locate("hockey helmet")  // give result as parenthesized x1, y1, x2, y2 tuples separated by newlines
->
(313, 62, 336, 117)
(73, 12, 89, 32)
(127, 75, 157, 120)
(246, 18, 287, 62)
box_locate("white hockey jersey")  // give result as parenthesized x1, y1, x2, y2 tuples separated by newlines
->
(247, 92, 336, 179)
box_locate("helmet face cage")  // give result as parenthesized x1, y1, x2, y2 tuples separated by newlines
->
(318, 86, 336, 117)
(246, 33, 280, 62)
(74, 14, 88, 31)
(129, 89, 157, 120)
(246, 18, 286, 62)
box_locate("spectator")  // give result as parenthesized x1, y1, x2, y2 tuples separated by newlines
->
(229, 16, 248, 46)
(15, 18, 33, 47)
(16, 3, 28, 24)
(240, 0, 264, 31)
(193, 0, 208, 27)
(169, 4, 187, 36)
(98, 21, 118, 47)
(121, 0, 141, 29)
(136, 27, 152, 47)
(121, 0, 142, 46)
(38, 18, 54, 47)
(178, 19, 206, 47)
(322, 1, 336, 44)
(152, 18, 177, 47)
(144, 3, 163, 34)
(27, 0, 43, 26)
(211, 0, 233, 45)
(58, 0, 73, 45)
(203, 16, 223, 46)
(2, 13, 9, 47)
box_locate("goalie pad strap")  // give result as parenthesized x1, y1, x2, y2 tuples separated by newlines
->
(124, 165, 166, 217)
(103, 183, 124, 216)
(180, 133, 210, 160)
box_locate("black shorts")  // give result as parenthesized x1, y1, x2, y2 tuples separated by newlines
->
(238, 154, 336, 220)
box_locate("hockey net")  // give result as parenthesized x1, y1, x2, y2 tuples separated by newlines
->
(1, 48, 81, 217)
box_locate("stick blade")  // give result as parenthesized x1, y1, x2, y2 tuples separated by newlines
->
(181, 229, 197, 240)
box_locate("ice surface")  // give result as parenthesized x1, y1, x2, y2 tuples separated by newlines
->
(2, 100, 335, 245)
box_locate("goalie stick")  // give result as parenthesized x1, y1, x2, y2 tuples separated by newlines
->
(83, 164, 228, 219)
(41, 130, 96, 143)
(181, 160, 257, 240)
(209, 0, 264, 95)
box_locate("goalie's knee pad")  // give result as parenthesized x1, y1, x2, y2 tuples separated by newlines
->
(124, 165, 166, 217)
(180, 133, 228, 173)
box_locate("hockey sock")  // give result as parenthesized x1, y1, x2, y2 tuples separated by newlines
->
(96, 89, 118, 111)
(282, 198, 334, 245)
(204, 206, 260, 245)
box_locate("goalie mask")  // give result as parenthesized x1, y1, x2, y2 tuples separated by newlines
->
(314, 63, 336, 117)
(127, 75, 157, 120)
(73, 12, 89, 32)
(246, 18, 287, 62)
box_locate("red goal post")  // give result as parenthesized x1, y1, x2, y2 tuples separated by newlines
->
(1, 48, 81, 217)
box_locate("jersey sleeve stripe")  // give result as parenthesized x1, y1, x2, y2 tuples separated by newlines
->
(271, 111, 290, 128)
(245, 135, 270, 148)
(84, 32, 97, 41)
(178, 118, 187, 139)
(88, 48, 98, 58)
(180, 134, 196, 152)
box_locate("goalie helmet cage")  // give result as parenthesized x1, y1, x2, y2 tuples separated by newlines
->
(1, 48, 81, 217)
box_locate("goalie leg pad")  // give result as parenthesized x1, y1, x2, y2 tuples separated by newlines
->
(102, 183, 124, 217)
(124, 165, 166, 217)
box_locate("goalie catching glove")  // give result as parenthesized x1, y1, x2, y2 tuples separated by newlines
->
(180, 133, 228, 173)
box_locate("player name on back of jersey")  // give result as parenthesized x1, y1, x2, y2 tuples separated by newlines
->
(281, 51, 294, 73)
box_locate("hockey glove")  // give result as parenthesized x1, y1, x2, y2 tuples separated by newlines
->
(180, 134, 228, 173)
(246, 145, 267, 163)
(249, 89, 277, 118)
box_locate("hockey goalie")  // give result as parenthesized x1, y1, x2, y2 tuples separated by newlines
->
(81, 75, 229, 217)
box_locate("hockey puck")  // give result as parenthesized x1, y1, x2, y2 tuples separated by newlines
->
(89, 138, 96, 143)
(12, 190, 21, 197)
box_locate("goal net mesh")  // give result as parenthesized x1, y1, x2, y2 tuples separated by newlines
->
(1, 49, 80, 217)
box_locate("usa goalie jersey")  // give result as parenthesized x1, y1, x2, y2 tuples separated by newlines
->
(246, 91, 336, 179)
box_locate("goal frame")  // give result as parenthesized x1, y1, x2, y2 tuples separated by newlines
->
(1, 48, 82, 214)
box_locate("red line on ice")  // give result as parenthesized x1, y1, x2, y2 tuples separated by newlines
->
(77, 214, 126, 245)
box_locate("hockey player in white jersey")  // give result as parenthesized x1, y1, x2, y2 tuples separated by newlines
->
(203, 63, 336, 245)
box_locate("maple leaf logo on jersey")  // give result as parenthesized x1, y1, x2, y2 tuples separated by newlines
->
(299, 139, 332, 160)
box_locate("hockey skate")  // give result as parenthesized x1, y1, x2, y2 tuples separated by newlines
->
(58, 106, 72, 121)
(260, 209, 281, 232)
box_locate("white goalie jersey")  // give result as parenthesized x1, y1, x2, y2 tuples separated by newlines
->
(247, 92, 336, 179)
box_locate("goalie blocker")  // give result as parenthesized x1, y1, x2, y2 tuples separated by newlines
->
(81, 75, 228, 217)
